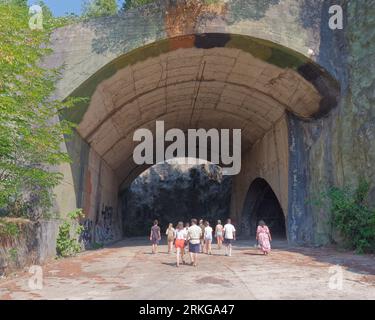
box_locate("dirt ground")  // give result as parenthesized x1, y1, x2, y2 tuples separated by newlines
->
(0, 239, 374, 300)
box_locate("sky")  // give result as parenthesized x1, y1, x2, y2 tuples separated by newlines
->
(27, 0, 124, 17)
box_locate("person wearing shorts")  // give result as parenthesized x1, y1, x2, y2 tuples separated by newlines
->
(149, 220, 161, 254)
(165, 223, 175, 254)
(174, 221, 187, 267)
(204, 221, 213, 255)
(223, 218, 236, 257)
(215, 220, 224, 249)
(187, 219, 202, 267)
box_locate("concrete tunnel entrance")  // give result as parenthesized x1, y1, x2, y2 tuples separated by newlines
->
(57, 34, 339, 246)
(240, 178, 286, 240)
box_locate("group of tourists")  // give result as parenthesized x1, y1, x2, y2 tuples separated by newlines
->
(150, 217, 272, 267)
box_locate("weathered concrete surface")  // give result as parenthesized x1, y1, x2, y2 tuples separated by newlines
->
(76, 46, 316, 194)
(44, 0, 374, 250)
(0, 239, 374, 300)
(231, 115, 288, 226)
(0, 219, 59, 275)
(47, 0, 332, 102)
(46, 1, 339, 247)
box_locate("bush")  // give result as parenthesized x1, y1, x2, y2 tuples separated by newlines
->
(318, 179, 375, 253)
(56, 209, 84, 257)
(0, 219, 20, 238)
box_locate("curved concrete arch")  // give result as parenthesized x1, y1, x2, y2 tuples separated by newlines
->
(65, 44, 328, 196)
(47, 0, 339, 110)
(239, 176, 286, 238)
(50, 0, 341, 246)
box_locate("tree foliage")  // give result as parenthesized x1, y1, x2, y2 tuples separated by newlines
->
(121, 0, 154, 11)
(56, 209, 84, 257)
(0, 3, 80, 219)
(316, 179, 375, 253)
(82, 0, 118, 18)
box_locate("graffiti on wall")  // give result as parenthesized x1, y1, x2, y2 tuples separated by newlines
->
(95, 205, 115, 244)
(80, 205, 116, 246)
(80, 219, 93, 248)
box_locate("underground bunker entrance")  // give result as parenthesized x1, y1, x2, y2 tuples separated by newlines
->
(242, 178, 286, 239)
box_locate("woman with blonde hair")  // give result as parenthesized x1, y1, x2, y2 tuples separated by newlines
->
(215, 220, 224, 249)
(204, 221, 213, 255)
(174, 221, 187, 267)
(166, 223, 175, 254)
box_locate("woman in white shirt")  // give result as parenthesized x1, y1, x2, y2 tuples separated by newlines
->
(204, 221, 213, 255)
(223, 218, 236, 257)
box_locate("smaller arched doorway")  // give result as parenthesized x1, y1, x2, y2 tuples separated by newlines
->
(241, 178, 286, 239)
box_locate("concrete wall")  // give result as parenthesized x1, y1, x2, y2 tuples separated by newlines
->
(45, 0, 374, 248)
(46, 0, 327, 102)
(231, 115, 288, 233)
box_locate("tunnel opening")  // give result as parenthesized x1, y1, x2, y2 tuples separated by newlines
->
(120, 158, 232, 238)
(56, 30, 340, 247)
(241, 178, 286, 240)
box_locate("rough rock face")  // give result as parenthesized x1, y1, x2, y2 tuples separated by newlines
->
(0, 219, 59, 275)
(121, 162, 232, 237)
(290, 0, 375, 245)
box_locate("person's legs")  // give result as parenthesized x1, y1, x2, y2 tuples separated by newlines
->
(193, 253, 198, 266)
(228, 243, 232, 256)
(189, 252, 194, 264)
(208, 240, 212, 254)
(189, 243, 194, 264)
(181, 247, 185, 264)
(176, 248, 180, 266)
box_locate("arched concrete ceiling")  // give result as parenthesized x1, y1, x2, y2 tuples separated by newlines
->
(48, 0, 336, 103)
(49, 0, 340, 189)
(69, 44, 333, 186)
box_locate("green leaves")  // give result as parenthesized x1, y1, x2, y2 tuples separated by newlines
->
(121, 0, 154, 11)
(56, 209, 84, 257)
(320, 179, 375, 253)
(0, 3, 79, 218)
(82, 0, 118, 18)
